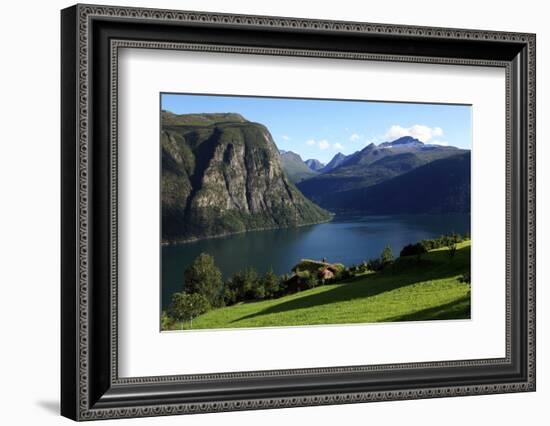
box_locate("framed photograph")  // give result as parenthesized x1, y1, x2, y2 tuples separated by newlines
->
(61, 4, 536, 421)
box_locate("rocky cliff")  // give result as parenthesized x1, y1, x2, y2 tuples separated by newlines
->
(161, 112, 332, 243)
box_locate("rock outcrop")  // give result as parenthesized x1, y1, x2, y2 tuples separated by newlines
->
(161, 112, 332, 242)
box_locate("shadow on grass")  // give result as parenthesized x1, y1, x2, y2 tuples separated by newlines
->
(231, 246, 470, 324)
(380, 294, 471, 322)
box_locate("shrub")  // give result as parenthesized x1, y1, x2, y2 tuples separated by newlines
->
(222, 284, 237, 306)
(420, 233, 466, 253)
(390, 255, 426, 273)
(347, 264, 364, 277)
(160, 311, 174, 330)
(252, 281, 266, 300)
(420, 239, 436, 251)
(277, 273, 292, 297)
(167, 292, 210, 329)
(365, 246, 396, 272)
(366, 257, 383, 272)
(295, 270, 318, 290)
(443, 233, 460, 259)
(400, 243, 427, 258)
(352, 260, 369, 274)
(339, 268, 354, 280)
(304, 274, 318, 289)
(332, 263, 346, 273)
(459, 272, 471, 283)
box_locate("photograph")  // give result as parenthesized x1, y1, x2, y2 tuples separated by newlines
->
(160, 94, 472, 331)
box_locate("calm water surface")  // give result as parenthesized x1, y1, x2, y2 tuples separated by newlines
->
(161, 214, 470, 309)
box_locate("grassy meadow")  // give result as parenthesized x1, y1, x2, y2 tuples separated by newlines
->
(166, 241, 471, 330)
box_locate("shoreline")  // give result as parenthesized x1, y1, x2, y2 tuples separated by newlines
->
(161, 211, 470, 246)
(161, 215, 335, 246)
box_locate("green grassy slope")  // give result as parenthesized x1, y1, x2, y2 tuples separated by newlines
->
(167, 242, 471, 330)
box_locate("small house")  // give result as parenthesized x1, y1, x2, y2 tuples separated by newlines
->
(320, 267, 335, 280)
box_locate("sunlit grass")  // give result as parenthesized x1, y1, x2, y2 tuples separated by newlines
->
(168, 241, 471, 330)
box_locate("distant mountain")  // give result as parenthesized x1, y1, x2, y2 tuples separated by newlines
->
(321, 152, 348, 173)
(329, 152, 471, 214)
(297, 136, 468, 210)
(304, 158, 325, 172)
(279, 150, 319, 183)
(161, 112, 331, 242)
(378, 135, 425, 148)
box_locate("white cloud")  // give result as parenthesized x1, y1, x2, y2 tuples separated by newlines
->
(318, 140, 330, 150)
(282, 135, 290, 141)
(349, 133, 361, 142)
(385, 124, 444, 143)
(429, 140, 449, 146)
(333, 143, 344, 150)
(306, 138, 331, 150)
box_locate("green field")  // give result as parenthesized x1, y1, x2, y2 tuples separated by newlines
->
(168, 241, 471, 330)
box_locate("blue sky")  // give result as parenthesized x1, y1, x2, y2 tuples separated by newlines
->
(161, 93, 472, 164)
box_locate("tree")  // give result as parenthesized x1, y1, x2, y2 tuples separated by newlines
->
(167, 292, 210, 329)
(184, 253, 223, 306)
(278, 274, 291, 296)
(222, 283, 237, 306)
(261, 268, 280, 299)
(299, 270, 318, 289)
(243, 268, 262, 300)
(227, 267, 261, 301)
(366, 257, 383, 272)
(399, 243, 427, 258)
(380, 245, 394, 265)
(444, 234, 460, 260)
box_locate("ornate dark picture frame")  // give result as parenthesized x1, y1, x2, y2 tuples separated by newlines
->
(61, 4, 536, 421)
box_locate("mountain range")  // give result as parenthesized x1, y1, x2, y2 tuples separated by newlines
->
(161, 112, 331, 242)
(328, 151, 470, 214)
(320, 152, 348, 173)
(296, 136, 469, 212)
(279, 150, 319, 183)
(161, 111, 470, 241)
(304, 158, 325, 172)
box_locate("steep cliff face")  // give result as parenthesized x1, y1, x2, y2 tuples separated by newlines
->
(161, 112, 332, 242)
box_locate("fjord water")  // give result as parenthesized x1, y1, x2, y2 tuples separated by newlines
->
(161, 213, 470, 309)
